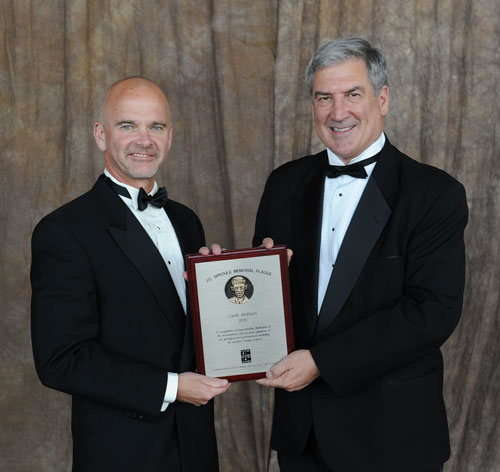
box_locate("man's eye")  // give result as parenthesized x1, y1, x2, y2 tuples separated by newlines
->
(315, 96, 331, 105)
(121, 124, 133, 130)
(151, 125, 164, 131)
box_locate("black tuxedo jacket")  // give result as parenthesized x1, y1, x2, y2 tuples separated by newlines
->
(253, 139, 468, 472)
(31, 176, 218, 472)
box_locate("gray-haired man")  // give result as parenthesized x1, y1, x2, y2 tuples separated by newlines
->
(254, 38, 466, 472)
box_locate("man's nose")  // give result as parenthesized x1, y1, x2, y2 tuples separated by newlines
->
(134, 127, 153, 146)
(329, 98, 348, 122)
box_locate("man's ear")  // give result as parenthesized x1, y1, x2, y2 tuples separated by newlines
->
(166, 123, 173, 152)
(378, 85, 389, 117)
(94, 122, 106, 152)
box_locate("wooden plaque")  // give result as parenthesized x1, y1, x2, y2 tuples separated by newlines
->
(186, 245, 294, 382)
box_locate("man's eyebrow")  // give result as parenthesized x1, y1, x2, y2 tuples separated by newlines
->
(314, 86, 365, 98)
(346, 86, 364, 93)
(114, 120, 168, 127)
(115, 120, 136, 126)
(314, 91, 332, 98)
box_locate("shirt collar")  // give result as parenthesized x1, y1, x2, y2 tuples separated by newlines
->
(104, 169, 158, 211)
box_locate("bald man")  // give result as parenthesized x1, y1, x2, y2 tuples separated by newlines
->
(31, 77, 229, 471)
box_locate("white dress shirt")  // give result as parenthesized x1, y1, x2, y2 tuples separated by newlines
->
(104, 169, 183, 411)
(317, 133, 385, 313)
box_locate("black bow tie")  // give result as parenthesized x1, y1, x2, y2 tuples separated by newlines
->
(137, 186, 168, 211)
(104, 177, 168, 211)
(324, 154, 379, 179)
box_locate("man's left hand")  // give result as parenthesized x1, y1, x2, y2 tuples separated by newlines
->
(256, 349, 319, 392)
(183, 244, 224, 280)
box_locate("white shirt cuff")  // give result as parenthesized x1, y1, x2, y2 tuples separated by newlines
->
(161, 372, 179, 412)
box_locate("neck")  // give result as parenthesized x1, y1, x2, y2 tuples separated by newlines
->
(327, 132, 385, 166)
(105, 168, 155, 193)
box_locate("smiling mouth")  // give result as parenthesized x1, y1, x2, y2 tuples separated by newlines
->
(129, 152, 155, 159)
(330, 125, 355, 133)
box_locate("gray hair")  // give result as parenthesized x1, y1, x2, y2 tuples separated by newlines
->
(305, 37, 388, 96)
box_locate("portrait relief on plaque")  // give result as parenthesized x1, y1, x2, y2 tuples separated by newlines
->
(225, 275, 254, 304)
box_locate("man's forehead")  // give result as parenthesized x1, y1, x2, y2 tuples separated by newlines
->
(312, 59, 373, 94)
(103, 83, 170, 123)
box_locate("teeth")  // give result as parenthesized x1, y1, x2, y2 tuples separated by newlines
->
(132, 153, 150, 157)
(332, 126, 353, 132)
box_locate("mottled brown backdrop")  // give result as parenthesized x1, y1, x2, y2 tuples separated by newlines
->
(1, 1, 499, 471)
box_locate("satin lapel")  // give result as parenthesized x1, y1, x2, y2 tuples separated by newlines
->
(313, 145, 398, 342)
(164, 203, 202, 258)
(293, 156, 327, 337)
(163, 202, 202, 371)
(93, 177, 186, 342)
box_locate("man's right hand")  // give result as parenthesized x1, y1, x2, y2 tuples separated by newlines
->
(199, 244, 224, 256)
(177, 372, 230, 406)
(261, 237, 293, 265)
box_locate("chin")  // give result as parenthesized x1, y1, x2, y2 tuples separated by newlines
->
(129, 167, 159, 179)
(329, 147, 356, 160)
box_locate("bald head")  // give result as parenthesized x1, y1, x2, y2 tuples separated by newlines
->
(101, 76, 171, 126)
(94, 76, 173, 190)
